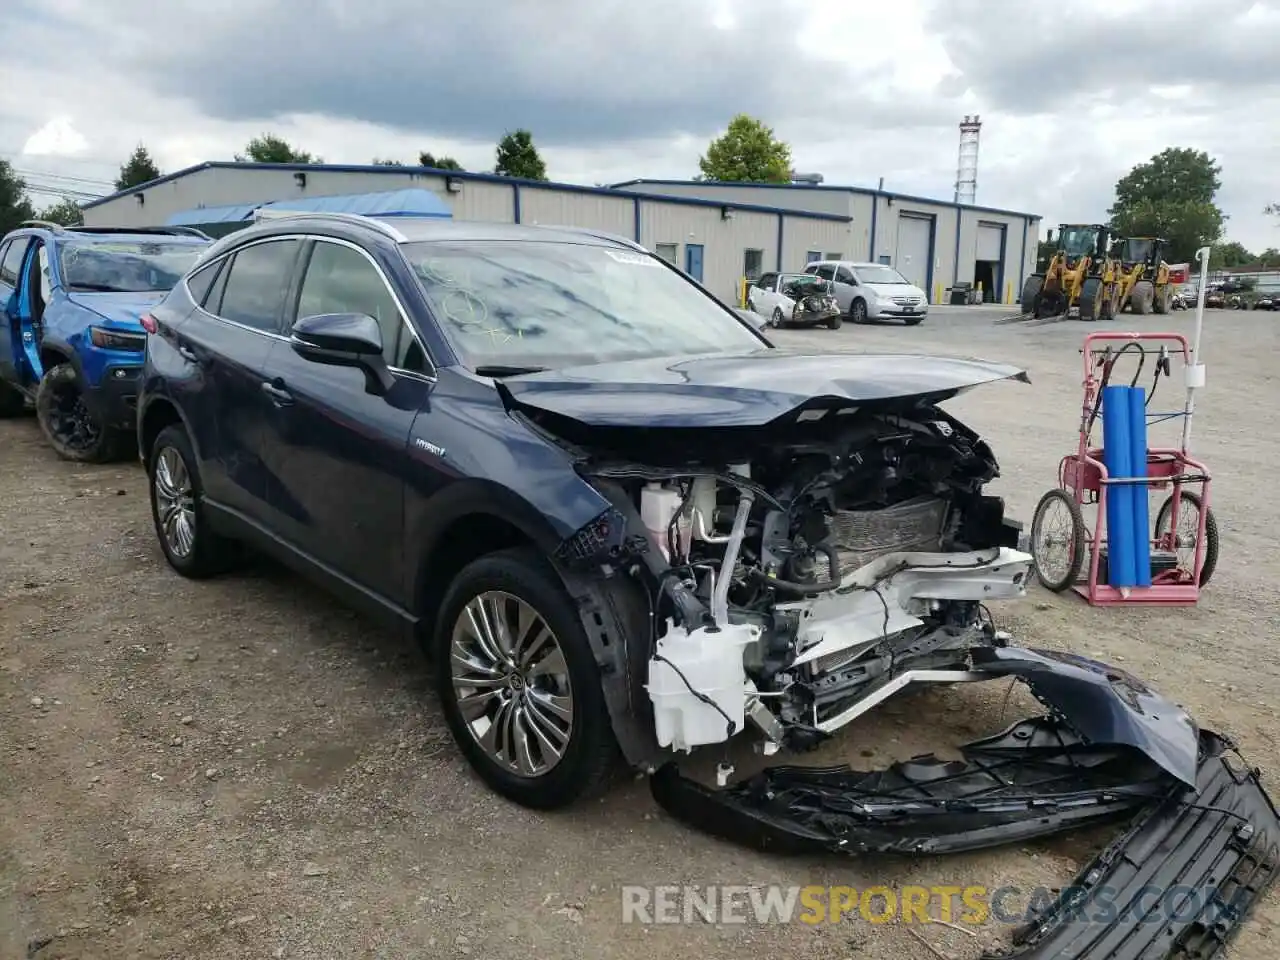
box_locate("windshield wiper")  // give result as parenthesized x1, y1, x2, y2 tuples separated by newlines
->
(474, 364, 547, 377)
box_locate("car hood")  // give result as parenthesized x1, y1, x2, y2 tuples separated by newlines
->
(63, 291, 165, 328)
(864, 282, 927, 300)
(495, 350, 1029, 428)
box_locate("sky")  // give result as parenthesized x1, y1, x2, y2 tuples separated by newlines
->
(4, 0, 1278, 251)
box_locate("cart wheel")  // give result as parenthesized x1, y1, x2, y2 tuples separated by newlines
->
(1154, 491, 1219, 587)
(1030, 489, 1086, 592)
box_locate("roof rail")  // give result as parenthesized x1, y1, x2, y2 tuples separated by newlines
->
(546, 225, 647, 252)
(66, 225, 213, 240)
(19, 219, 67, 232)
(250, 209, 408, 243)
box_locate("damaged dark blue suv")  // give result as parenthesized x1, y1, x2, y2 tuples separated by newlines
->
(0, 221, 210, 460)
(136, 213, 1246, 849)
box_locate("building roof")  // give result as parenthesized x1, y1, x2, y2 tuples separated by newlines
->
(165, 188, 453, 226)
(608, 177, 1040, 221)
(84, 161, 854, 223)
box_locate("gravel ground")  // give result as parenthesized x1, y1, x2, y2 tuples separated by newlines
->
(3, 305, 1278, 959)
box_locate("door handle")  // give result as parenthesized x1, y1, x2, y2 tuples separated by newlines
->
(177, 345, 200, 364)
(261, 380, 294, 406)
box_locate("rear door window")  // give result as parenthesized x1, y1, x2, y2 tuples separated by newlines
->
(0, 239, 30, 287)
(213, 240, 302, 333)
(185, 258, 224, 306)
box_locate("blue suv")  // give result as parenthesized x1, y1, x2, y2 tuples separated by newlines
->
(0, 221, 211, 461)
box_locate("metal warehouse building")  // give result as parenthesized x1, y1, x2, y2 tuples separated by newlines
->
(612, 179, 1041, 306)
(80, 162, 854, 307)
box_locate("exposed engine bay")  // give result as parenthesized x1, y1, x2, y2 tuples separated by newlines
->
(555, 401, 1029, 756)
(505, 350, 1279, 958)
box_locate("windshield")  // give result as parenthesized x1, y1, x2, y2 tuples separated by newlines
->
(59, 241, 206, 293)
(402, 240, 765, 369)
(1058, 227, 1098, 258)
(1121, 239, 1155, 263)
(855, 265, 909, 284)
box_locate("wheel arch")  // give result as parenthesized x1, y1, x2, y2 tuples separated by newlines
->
(138, 394, 196, 470)
(409, 479, 660, 768)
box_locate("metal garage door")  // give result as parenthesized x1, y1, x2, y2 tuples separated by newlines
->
(895, 215, 932, 291)
(976, 222, 1004, 262)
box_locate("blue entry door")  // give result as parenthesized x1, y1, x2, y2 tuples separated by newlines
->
(684, 244, 704, 282)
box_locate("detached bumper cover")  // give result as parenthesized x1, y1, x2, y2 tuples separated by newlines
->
(989, 732, 1280, 959)
(650, 716, 1171, 856)
(650, 647, 1280, 957)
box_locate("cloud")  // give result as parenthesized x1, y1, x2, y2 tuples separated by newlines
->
(22, 117, 89, 157)
(1, 0, 1277, 250)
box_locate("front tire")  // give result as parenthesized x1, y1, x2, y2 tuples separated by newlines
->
(903, 314, 923, 326)
(1020, 274, 1044, 315)
(826, 312, 842, 330)
(849, 299, 868, 323)
(148, 424, 239, 578)
(1131, 280, 1154, 315)
(769, 307, 784, 328)
(1030, 489, 1086, 592)
(434, 547, 617, 809)
(1078, 278, 1103, 322)
(35, 363, 124, 462)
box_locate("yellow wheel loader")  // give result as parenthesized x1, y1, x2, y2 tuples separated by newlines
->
(1111, 236, 1173, 315)
(1020, 224, 1116, 321)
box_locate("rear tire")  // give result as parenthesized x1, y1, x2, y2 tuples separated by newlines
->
(1131, 280, 1154, 315)
(35, 363, 124, 463)
(0, 381, 26, 418)
(434, 547, 617, 809)
(1078, 278, 1103, 322)
(1020, 274, 1044, 314)
(148, 424, 240, 578)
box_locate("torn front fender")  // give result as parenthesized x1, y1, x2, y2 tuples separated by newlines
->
(971, 647, 1200, 786)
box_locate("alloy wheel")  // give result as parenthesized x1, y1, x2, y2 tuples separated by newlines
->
(154, 447, 197, 558)
(450, 591, 574, 778)
(46, 382, 100, 451)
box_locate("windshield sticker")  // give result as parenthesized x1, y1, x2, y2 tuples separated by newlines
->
(605, 250, 660, 266)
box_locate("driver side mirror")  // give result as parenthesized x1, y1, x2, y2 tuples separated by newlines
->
(290, 312, 394, 394)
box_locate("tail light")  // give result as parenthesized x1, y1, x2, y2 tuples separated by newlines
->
(140, 313, 158, 334)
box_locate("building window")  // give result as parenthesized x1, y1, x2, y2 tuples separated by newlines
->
(654, 243, 678, 265)
(878, 254, 892, 265)
(743, 248, 764, 280)
(825, 252, 843, 261)
(806, 250, 822, 263)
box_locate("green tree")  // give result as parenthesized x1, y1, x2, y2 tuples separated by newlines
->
(418, 151, 464, 171)
(116, 144, 162, 191)
(1258, 247, 1280, 266)
(493, 131, 547, 180)
(372, 158, 403, 166)
(1210, 240, 1254, 269)
(1108, 148, 1225, 263)
(0, 160, 35, 236)
(235, 134, 320, 164)
(37, 198, 84, 227)
(697, 114, 793, 183)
